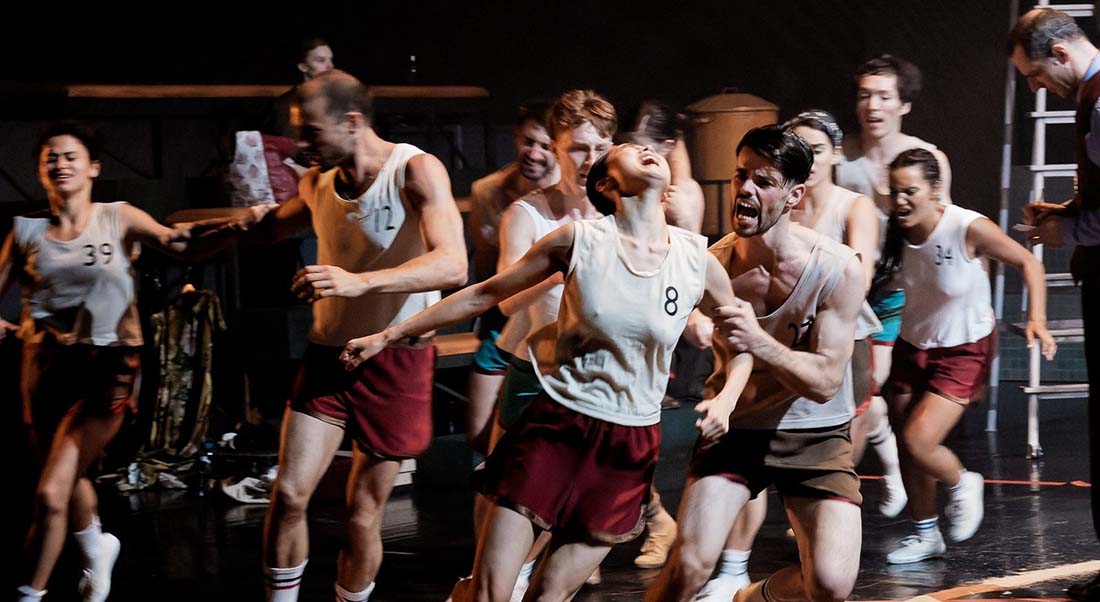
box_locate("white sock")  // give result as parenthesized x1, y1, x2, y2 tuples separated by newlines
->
(867, 402, 901, 476)
(949, 469, 968, 491)
(335, 581, 375, 602)
(716, 548, 751, 579)
(518, 559, 536, 581)
(16, 585, 46, 602)
(915, 516, 940, 538)
(264, 559, 307, 602)
(73, 516, 104, 563)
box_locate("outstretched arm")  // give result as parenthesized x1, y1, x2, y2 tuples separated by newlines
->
(341, 223, 576, 369)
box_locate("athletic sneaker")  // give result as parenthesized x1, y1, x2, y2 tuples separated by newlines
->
(695, 572, 751, 600)
(886, 532, 946, 564)
(879, 473, 908, 518)
(946, 471, 984, 542)
(78, 532, 120, 602)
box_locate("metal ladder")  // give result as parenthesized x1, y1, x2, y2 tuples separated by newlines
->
(1007, 0, 1091, 459)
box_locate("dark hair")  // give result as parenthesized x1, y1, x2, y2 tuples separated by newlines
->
(515, 98, 552, 131)
(1008, 8, 1086, 59)
(735, 125, 814, 186)
(869, 216, 904, 303)
(584, 151, 617, 216)
(621, 100, 681, 144)
(890, 147, 941, 186)
(784, 110, 844, 147)
(869, 148, 942, 301)
(549, 89, 617, 140)
(300, 38, 331, 62)
(298, 69, 373, 123)
(36, 121, 102, 162)
(855, 55, 923, 104)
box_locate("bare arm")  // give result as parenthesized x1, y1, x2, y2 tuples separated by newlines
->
(845, 194, 878, 292)
(341, 223, 575, 368)
(118, 203, 197, 259)
(692, 253, 753, 441)
(716, 256, 864, 402)
(665, 141, 704, 233)
(292, 154, 468, 300)
(497, 199, 563, 316)
(933, 148, 953, 204)
(0, 233, 19, 339)
(967, 217, 1056, 359)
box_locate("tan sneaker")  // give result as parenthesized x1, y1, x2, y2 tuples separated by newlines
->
(633, 507, 678, 569)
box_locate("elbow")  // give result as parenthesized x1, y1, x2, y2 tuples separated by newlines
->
(808, 377, 843, 404)
(442, 254, 469, 289)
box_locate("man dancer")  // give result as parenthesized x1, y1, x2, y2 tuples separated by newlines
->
(466, 100, 559, 456)
(251, 69, 468, 602)
(836, 54, 953, 516)
(648, 125, 865, 602)
(1011, 9, 1100, 600)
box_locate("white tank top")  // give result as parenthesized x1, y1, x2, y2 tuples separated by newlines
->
(304, 143, 442, 346)
(802, 187, 882, 340)
(898, 205, 995, 349)
(14, 202, 142, 346)
(528, 216, 708, 427)
(706, 232, 857, 430)
(495, 200, 567, 360)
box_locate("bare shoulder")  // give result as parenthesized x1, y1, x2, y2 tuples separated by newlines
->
(405, 152, 448, 181)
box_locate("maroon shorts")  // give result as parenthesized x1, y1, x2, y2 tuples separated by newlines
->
(22, 337, 141, 428)
(887, 331, 996, 405)
(290, 344, 435, 459)
(478, 395, 661, 544)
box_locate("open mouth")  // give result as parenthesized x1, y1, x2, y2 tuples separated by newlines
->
(895, 207, 913, 220)
(735, 198, 760, 220)
(641, 154, 659, 166)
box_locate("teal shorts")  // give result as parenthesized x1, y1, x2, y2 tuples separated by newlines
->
(473, 331, 509, 375)
(870, 289, 905, 344)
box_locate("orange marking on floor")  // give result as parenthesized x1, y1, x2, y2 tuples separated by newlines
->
(859, 475, 1090, 487)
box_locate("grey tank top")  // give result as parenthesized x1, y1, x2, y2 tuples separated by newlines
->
(14, 202, 142, 346)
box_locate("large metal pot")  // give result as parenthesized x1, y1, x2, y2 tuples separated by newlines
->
(685, 92, 778, 235)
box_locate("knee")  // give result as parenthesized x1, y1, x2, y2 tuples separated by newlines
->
(271, 479, 312, 518)
(899, 424, 932, 457)
(36, 482, 70, 519)
(672, 543, 717, 591)
(346, 505, 383, 538)
(804, 572, 855, 602)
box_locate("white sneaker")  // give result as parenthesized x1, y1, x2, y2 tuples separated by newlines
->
(695, 573, 751, 600)
(886, 532, 946, 564)
(879, 473, 908, 518)
(946, 471, 984, 542)
(78, 532, 120, 602)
